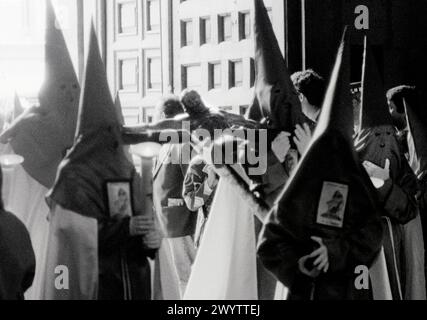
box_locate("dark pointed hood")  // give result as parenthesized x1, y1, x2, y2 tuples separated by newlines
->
(355, 38, 403, 180)
(47, 24, 143, 221)
(114, 93, 125, 125)
(76, 26, 118, 137)
(359, 37, 393, 130)
(314, 27, 354, 141)
(263, 29, 382, 282)
(247, 0, 304, 132)
(0, 0, 80, 188)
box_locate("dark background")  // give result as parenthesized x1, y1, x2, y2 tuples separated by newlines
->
(284, 0, 427, 104)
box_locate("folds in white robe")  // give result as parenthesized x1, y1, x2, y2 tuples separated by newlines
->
(153, 239, 181, 300)
(42, 204, 98, 300)
(369, 247, 393, 300)
(0, 143, 49, 300)
(184, 176, 258, 300)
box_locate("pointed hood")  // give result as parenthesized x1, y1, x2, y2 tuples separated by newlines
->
(359, 37, 393, 130)
(404, 89, 427, 174)
(247, 0, 304, 132)
(260, 29, 382, 284)
(76, 26, 118, 137)
(0, 0, 80, 188)
(354, 38, 403, 180)
(314, 27, 354, 141)
(114, 93, 125, 125)
(47, 24, 143, 221)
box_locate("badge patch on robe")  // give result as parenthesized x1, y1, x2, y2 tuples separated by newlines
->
(316, 182, 348, 228)
(105, 180, 134, 217)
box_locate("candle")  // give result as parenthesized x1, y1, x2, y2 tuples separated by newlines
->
(130, 142, 162, 160)
(0, 154, 24, 170)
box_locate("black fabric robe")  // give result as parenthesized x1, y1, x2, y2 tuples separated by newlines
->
(97, 212, 156, 300)
(258, 133, 383, 300)
(354, 125, 419, 299)
(0, 210, 35, 300)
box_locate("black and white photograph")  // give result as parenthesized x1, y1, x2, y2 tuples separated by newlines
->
(106, 180, 134, 217)
(0, 0, 427, 315)
(316, 182, 348, 229)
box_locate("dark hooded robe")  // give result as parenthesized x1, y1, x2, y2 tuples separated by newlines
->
(0, 0, 80, 190)
(246, 0, 306, 210)
(0, 0, 80, 300)
(258, 29, 383, 300)
(45, 25, 156, 300)
(354, 39, 418, 300)
(0, 169, 36, 300)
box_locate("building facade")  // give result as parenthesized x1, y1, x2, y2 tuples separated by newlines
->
(168, 0, 284, 116)
(2, 0, 426, 126)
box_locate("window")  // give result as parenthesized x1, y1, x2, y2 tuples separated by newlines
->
(208, 62, 221, 90)
(118, 57, 139, 92)
(147, 57, 161, 90)
(118, 1, 138, 35)
(146, 0, 160, 32)
(240, 105, 249, 116)
(239, 12, 250, 40)
(218, 14, 232, 43)
(229, 60, 243, 88)
(200, 17, 211, 45)
(182, 65, 201, 90)
(181, 20, 193, 47)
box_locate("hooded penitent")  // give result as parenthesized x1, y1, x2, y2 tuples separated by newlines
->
(47, 26, 140, 221)
(0, 1, 79, 300)
(355, 38, 401, 181)
(43, 25, 156, 300)
(258, 29, 383, 300)
(354, 38, 421, 300)
(0, 0, 80, 189)
(247, 0, 304, 133)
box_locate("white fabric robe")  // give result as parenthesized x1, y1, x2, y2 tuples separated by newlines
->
(0, 143, 49, 300)
(369, 247, 393, 300)
(183, 176, 258, 300)
(41, 204, 98, 300)
(153, 239, 181, 300)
